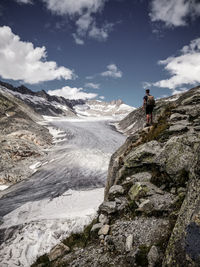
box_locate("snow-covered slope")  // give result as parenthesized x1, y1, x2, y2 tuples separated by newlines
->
(74, 99, 135, 119)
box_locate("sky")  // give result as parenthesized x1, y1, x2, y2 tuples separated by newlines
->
(0, 0, 200, 107)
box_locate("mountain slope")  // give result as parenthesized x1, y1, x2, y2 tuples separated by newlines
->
(0, 81, 134, 119)
(0, 87, 52, 185)
(0, 82, 78, 117)
(33, 86, 200, 267)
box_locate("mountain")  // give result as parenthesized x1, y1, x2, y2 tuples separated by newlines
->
(0, 81, 134, 119)
(33, 85, 200, 267)
(74, 99, 135, 119)
(0, 81, 134, 186)
(0, 82, 78, 117)
(0, 86, 52, 185)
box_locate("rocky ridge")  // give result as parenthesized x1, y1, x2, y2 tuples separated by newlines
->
(33, 86, 200, 266)
(0, 86, 52, 185)
(0, 81, 134, 119)
(0, 81, 80, 117)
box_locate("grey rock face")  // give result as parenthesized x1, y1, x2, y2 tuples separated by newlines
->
(169, 124, 188, 132)
(131, 172, 152, 183)
(157, 134, 198, 177)
(98, 224, 110, 236)
(169, 113, 188, 122)
(147, 245, 159, 267)
(99, 201, 117, 214)
(108, 185, 124, 200)
(98, 214, 109, 225)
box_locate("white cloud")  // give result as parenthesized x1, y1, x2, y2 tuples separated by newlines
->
(41, 0, 113, 44)
(150, 0, 200, 27)
(153, 38, 200, 91)
(85, 82, 100, 89)
(15, 0, 32, 3)
(0, 26, 75, 84)
(88, 22, 114, 41)
(72, 33, 84, 45)
(85, 75, 94, 80)
(142, 82, 152, 89)
(14, 0, 113, 44)
(171, 87, 188, 95)
(99, 96, 105, 100)
(42, 0, 106, 16)
(76, 13, 94, 35)
(101, 64, 122, 78)
(48, 86, 98, 100)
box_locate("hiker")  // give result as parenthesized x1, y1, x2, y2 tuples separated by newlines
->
(143, 89, 155, 126)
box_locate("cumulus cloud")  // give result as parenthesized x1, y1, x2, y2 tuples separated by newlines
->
(40, 0, 113, 44)
(14, 0, 113, 44)
(150, 0, 200, 27)
(0, 26, 75, 84)
(85, 82, 100, 89)
(48, 86, 98, 100)
(153, 38, 200, 91)
(101, 64, 122, 78)
(15, 0, 32, 3)
(42, 0, 106, 16)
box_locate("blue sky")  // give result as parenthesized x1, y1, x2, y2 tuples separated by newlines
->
(0, 0, 200, 107)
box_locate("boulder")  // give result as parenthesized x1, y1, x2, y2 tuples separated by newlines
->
(128, 182, 149, 201)
(98, 214, 109, 225)
(99, 201, 117, 214)
(169, 113, 188, 122)
(128, 181, 164, 202)
(98, 225, 110, 236)
(157, 134, 197, 178)
(125, 141, 162, 168)
(169, 124, 188, 133)
(137, 193, 175, 215)
(131, 172, 152, 183)
(108, 185, 124, 200)
(147, 245, 159, 267)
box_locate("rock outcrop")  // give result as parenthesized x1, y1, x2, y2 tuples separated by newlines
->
(33, 86, 200, 266)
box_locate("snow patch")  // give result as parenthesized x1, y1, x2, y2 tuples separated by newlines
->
(0, 185, 9, 191)
(29, 162, 42, 170)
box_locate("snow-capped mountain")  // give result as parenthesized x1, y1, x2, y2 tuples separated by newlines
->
(74, 99, 135, 119)
(0, 81, 134, 119)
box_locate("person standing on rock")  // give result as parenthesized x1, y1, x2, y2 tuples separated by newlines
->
(143, 89, 155, 127)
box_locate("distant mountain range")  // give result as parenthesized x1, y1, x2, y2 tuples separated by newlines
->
(0, 80, 134, 185)
(0, 81, 135, 118)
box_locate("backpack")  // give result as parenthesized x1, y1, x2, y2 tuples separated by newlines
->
(147, 95, 155, 106)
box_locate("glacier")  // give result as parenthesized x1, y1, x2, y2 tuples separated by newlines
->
(0, 116, 126, 266)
